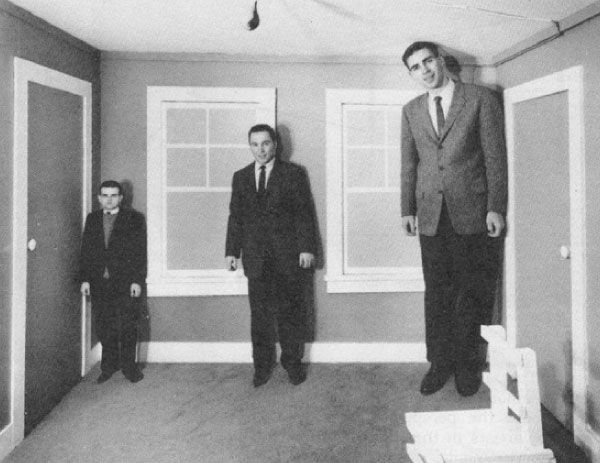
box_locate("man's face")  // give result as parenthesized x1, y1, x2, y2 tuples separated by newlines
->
(249, 131, 276, 166)
(406, 48, 447, 91)
(98, 187, 122, 212)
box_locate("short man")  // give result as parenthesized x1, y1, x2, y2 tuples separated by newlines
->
(80, 180, 147, 383)
(226, 124, 316, 387)
(400, 42, 507, 396)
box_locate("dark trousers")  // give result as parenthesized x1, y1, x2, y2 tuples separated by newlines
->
(92, 279, 139, 374)
(247, 257, 305, 373)
(419, 201, 501, 369)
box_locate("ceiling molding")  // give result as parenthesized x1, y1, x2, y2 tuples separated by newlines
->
(491, 24, 559, 66)
(559, 0, 600, 30)
(101, 51, 483, 67)
(492, 0, 600, 65)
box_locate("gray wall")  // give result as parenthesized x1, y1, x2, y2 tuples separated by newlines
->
(496, 15, 600, 434)
(0, 0, 101, 429)
(100, 56, 481, 344)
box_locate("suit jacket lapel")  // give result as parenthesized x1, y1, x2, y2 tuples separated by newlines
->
(267, 159, 281, 190)
(107, 211, 123, 248)
(417, 94, 439, 142)
(439, 81, 465, 141)
(240, 163, 260, 209)
(264, 159, 282, 208)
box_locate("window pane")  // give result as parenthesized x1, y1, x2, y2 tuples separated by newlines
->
(166, 192, 230, 270)
(346, 192, 421, 268)
(345, 108, 386, 145)
(210, 147, 250, 187)
(167, 148, 206, 187)
(209, 108, 256, 144)
(387, 110, 402, 146)
(345, 148, 385, 188)
(166, 108, 206, 144)
(387, 147, 401, 188)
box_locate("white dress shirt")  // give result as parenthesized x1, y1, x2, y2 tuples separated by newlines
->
(428, 79, 455, 134)
(254, 159, 275, 191)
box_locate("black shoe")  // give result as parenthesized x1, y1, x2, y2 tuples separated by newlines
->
(96, 371, 114, 384)
(420, 363, 453, 395)
(253, 369, 272, 388)
(455, 365, 482, 397)
(123, 368, 144, 383)
(287, 366, 306, 386)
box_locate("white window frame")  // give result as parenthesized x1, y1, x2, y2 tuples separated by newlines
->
(146, 86, 276, 296)
(325, 89, 424, 293)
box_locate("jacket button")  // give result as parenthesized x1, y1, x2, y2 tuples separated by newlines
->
(437, 144, 443, 150)
(438, 165, 444, 171)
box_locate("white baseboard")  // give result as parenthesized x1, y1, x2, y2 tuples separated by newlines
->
(0, 423, 14, 461)
(138, 341, 427, 363)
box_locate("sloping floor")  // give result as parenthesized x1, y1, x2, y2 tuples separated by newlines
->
(3, 363, 588, 463)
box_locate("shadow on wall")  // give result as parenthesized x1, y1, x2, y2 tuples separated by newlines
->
(277, 124, 324, 342)
(119, 179, 151, 348)
(586, 343, 600, 432)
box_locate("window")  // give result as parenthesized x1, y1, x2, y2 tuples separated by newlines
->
(147, 86, 276, 296)
(325, 89, 424, 293)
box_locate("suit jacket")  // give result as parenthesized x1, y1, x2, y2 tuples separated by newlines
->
(226, 159, 316, 279)
(401, 81, 508, 236)
(79, 208, 147, 293)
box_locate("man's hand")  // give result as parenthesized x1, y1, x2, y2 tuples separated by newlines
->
(130, 283, 142, 298)
(402, 215, 417, 236)
(226, 256, 237, 271)
(486, 211, 505, 237)
(299, 253, 314, 269)
(80, 282, 90, 296)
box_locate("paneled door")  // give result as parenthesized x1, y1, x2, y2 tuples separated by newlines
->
(9, 58, 93, 451)
(504, 67, 588, 444)
(25, 82, 84, 434)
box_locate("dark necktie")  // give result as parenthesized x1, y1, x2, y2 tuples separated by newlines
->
(434, 96, 444, 136)
(103, 212, 116, 249)
(258, 165, 266, 195)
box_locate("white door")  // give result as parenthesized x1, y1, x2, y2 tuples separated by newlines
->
(5, 58, 93, 454)
(504, 67, 591, 448)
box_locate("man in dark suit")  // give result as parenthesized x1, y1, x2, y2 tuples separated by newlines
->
(80, 180, 147, 383)
(226, 124, 316, 387)
(400, 42, 507, 396)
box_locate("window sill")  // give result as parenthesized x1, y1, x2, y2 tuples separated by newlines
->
(324, 271, 424, 293)
(147, 273, 248, 297)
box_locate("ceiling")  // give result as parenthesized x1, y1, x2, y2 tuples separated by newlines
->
(8, 0, 599, 64)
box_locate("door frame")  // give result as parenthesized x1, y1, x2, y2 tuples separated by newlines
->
(504, 66, 599, 458)
(3, 58, 94, 455)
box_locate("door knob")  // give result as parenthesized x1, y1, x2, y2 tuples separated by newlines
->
(27, 238, 37, 251)
(560, 245, 570, 259)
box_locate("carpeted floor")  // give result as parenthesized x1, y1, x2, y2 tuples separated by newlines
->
(1, 363, 544, 462)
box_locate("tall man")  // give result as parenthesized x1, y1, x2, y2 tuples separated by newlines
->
(226, 124, 316, 387)
(80, 180, 147, 383)
(400, 42, 507, 396)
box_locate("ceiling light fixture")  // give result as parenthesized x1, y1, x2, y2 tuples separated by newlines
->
(247, 0, 260, 30)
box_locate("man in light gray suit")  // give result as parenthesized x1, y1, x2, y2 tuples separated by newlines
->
(400, 41, 507, 396)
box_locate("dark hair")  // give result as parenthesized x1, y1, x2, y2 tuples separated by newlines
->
(248, 124, 276, 143)
(402, 41, 440, 68)
(99, 180, 123, 195)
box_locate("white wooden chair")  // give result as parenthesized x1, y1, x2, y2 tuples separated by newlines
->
(405, 325, 556, 463)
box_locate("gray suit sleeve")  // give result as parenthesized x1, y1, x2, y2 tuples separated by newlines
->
(225, 172, 243, 258)
(401, 106, 418, 217)
(479, 89, 508, 215)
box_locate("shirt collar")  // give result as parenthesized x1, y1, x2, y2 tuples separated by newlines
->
(255, 158, 275, 173)
(104, 207, 120, 215)
(429, 78, 454, 101)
